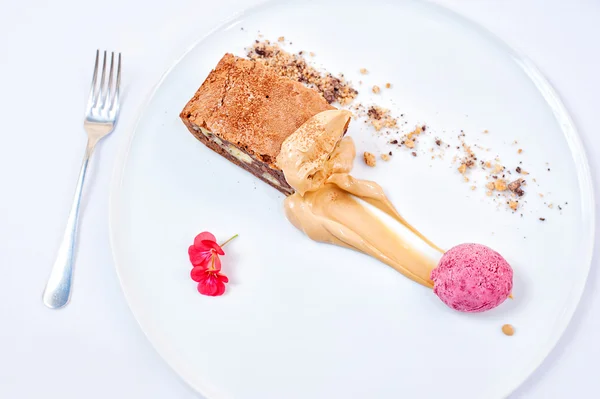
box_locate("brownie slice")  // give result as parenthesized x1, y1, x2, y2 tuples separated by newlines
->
(180, 53, 334, 195)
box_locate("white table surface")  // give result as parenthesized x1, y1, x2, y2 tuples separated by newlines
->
(1, 0, 598, 397)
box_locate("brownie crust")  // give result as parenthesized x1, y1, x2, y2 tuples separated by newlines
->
(180, 53, 334, 194)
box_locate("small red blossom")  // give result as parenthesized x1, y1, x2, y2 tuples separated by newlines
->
(188, 232, 225, 270)
(191, 267, 229, 296)
(188, 232, 238, 296)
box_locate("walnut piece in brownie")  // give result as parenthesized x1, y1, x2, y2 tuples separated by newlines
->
(180, 53, 335, 195)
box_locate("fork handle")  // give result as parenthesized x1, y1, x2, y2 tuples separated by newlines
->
(43, 140, 96, 309)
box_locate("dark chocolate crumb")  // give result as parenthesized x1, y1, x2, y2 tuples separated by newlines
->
(389, 151, 393, 156)
(539, 217, 546, 221)
(390, 139, 398, 144)
(558, 205, 562, 210)
(411, 152, 417, 157)
(435, 139, 441, 146)
(516, 166, 522, 173)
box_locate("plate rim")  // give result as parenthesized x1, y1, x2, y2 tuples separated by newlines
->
(108, 1, 596, 397)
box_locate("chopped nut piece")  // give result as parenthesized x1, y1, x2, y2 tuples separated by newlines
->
(458, 164, 467, 174)
(494, 164, 503, 174)
(278, 36, 285, 42)
(463, 176, 470, 182)
(405, 139, 415, 149)
(385, 82, 391, 88)
(360, 68, 368, 74)
(485, 161, 492, 168)
(486, 182, 495, 190)
(518, 149, 523, 154)
(502, 324, 515, 336)
(363, 152, 376, 167)
(508, 178, 525, 196)
(494, 179, 508, 191)
(380, 153, 390, 161)
(372, 85, 380, 94)
(364, 106, 397, 131)
(509, 201, 519, 211)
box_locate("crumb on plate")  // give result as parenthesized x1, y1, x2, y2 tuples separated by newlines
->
(364, 152, 376, 167)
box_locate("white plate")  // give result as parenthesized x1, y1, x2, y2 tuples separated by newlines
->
(110, 1, 595, 398)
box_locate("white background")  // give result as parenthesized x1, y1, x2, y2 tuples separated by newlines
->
(1, 0, 598, 397)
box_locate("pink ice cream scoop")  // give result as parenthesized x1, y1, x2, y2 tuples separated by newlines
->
(431, 243, 513, 313)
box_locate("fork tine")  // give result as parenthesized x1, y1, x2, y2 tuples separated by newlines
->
(104, 52, 115, 108)
(86, 50, 100, 111)
(94, 51, 107, 108)
(111, 53, 122, 112)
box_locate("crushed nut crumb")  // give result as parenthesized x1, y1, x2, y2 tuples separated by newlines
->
(494, 179, 508, 191)
(247, 41, 357, 104)
(360, 68, 368, 74)
(372, 85, 381, 94)
(508, 178, 525, 196)
(381, 153, 390, 161)
(509, 201, 519, 211)
(278, 36, 285, 42)
(361, 105, 397, 131)
(363, 152, 376, 167)
(385, 83, 391, 89)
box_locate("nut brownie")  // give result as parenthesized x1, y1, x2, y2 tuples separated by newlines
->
(180, 53, 335, 195)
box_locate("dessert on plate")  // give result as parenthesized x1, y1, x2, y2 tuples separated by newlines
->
(181, 50, 513, 313)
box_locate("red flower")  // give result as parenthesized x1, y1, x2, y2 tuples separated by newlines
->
(191, 267, 229, 296)
(188, 232, 238, 296)
(188, 232, 225, 270)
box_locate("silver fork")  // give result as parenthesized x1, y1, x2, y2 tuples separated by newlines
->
(43, 50, 122, 309)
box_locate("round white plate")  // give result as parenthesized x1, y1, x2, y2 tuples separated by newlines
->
(110, 0, 595, 398)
